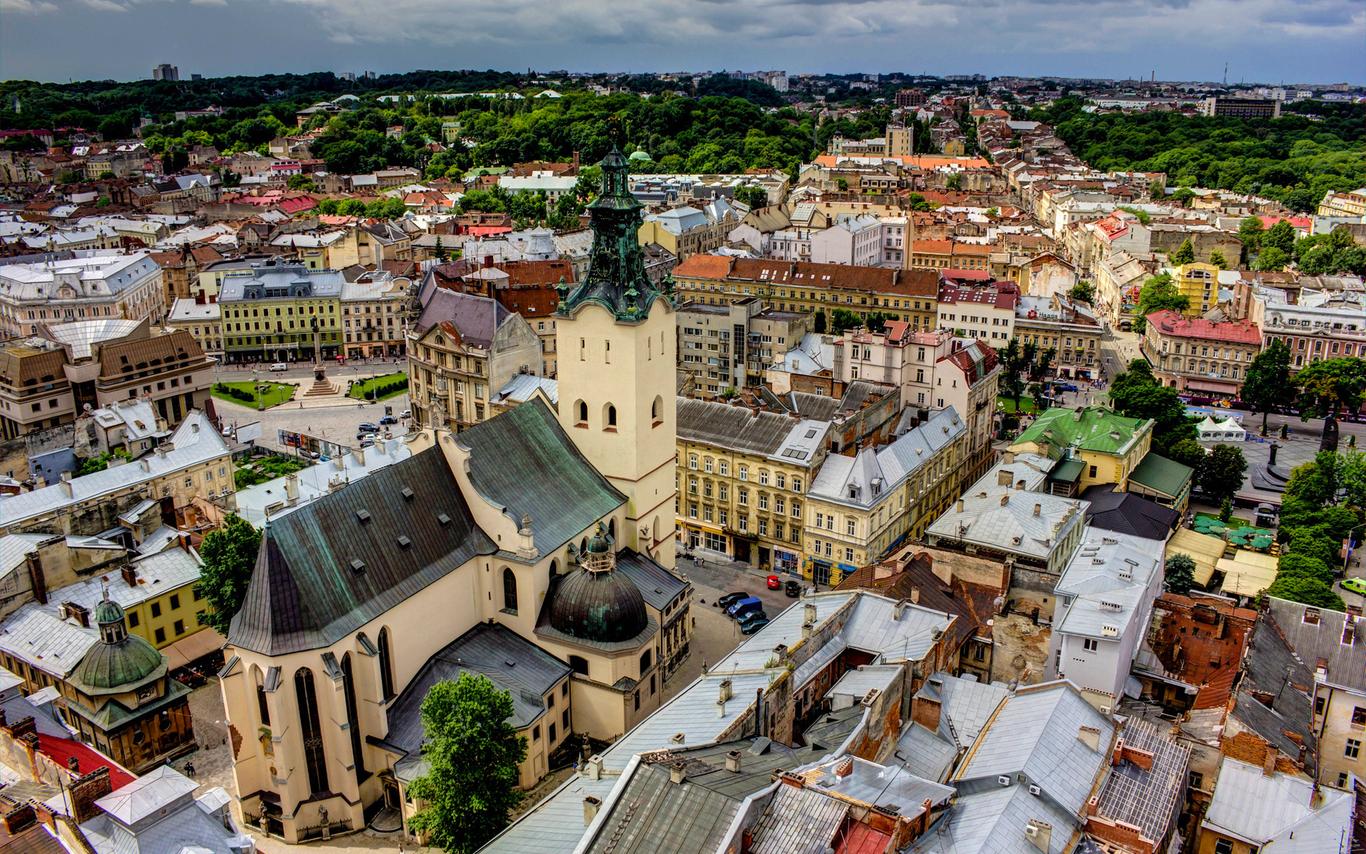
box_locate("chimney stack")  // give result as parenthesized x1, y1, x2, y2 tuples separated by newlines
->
(1033, 503, 1042, 517)
(25, 553, 47, 606)
(582, 796, 601, 826)
(725, 751, 742, 773)
(835, 757, 854, 778)
(669, 761, 687, 785)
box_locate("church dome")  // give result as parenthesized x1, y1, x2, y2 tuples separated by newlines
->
(70, 594, 166, 695)
(628, 149, 652, 162)
(548, 569, 648, 644)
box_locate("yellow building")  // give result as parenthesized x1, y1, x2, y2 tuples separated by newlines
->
(803, 408, 968, 585)
(1174, 262, 1220, 317)
(676, 399, 828, 572)
(1009, 407, 1154, 494)
(218, 265, 343, 363)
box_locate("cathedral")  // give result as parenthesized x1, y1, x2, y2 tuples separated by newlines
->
(218, 148, 688, 843)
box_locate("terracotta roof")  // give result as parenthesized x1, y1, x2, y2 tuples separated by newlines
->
(940, 340, 1000, 383)
(677, 255, 938, 298)
(938, 282, 1019, 310)
(499, 259, 576, 287)
(672, 254, 735, 280)
(1145, 310, 1261, 345)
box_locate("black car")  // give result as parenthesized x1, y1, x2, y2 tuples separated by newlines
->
(784, 579, 801, 598)
(358, 421, 379, 433)
(739, 614, 770, 635)
(379, 415, 398, 426)
(717, 591, 749, 610)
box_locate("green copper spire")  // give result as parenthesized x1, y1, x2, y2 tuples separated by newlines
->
(557, 146, 671, 322)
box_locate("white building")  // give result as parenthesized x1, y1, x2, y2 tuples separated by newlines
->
(810, 213, 882, 267)
(0, 250, 165, 340)
(79, 765, 254, 853)
(1046, 529, 1165, 711)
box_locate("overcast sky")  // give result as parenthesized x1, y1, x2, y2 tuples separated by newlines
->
(2, 0, 1363, 85)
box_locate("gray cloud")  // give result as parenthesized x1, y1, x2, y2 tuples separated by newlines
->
(1, 0, 1361, 83)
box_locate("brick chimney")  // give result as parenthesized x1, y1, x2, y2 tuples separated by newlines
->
(26, 553, 47, 606)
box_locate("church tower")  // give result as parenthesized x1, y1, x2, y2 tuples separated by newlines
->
(554, 147, 677, 569)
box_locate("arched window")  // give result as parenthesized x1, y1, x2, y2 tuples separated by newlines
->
(294, 668, 329, 795)
(608, 518, 616, 541)
(252, 665, 270, 727)
(502, 567, 518, 613)
(341, 654, 366, 779)
(604, 403, 617, 430)
(568, 655, 589, 676)
(548, 558, 559, 582)
(575, 400, 588, 426)
(639, 649, 652, 675)
(377, 627, 395, 701)
(580, 536, 589, 554)
(651, 396, 663, 427)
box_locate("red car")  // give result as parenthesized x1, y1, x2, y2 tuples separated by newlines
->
(766, 574, 781, 590)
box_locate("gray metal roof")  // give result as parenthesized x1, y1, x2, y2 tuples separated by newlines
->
(228, 447, 496, 656)
(894, 723, 958, 783)
(915, 672, 1011, 750)
(1264, 596, 1365, 692)
(910, 784, 1076, 854)
(80, 765, 251, 854)
(1053, 530, 1163, 640)
(677, 397, 826, 465)
(808, 407, 964, 509)
(457, 400, 625, 554)
(749, 783, 848, 854)
(614, 549, 690, 612)
(414, 281, 512, 345)
(381, 622, 570, 761)
(955, 681, 1113, 817)
(1203, 756, 1354, 851)
(926, 460, 1085, 562)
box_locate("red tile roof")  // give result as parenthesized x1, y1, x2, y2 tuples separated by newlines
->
(1258, 215, 1312, 230)
(1145, 310, 1261, 345)
(672, 254, 735, 280)
(938, 281, 1019, 310)
(941, 340, 1000, 383)
(675, 255, 939, 298)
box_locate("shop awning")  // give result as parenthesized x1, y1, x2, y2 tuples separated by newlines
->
(1185, 379, 1238, 394)
(162, 627, 226, 670)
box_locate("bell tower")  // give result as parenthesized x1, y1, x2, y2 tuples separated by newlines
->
(554, 146, 677, 569)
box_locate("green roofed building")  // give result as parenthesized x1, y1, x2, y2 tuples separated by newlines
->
(1127, 452, 1195, 514)
(1010, 406, 1154, 496)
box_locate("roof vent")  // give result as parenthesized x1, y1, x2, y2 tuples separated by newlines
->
(350, 558, 366, 574)
(396, 535, 412, 549)
(437, 512, 452, 526)
(355, 509, 371, 524)
(997, 775, 1012, 787)
(401, 486, 415, 501)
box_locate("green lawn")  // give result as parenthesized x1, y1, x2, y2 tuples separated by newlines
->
(235, 454, 312, 489)
(348, 371, 409, 401)
(211, 380, 295, 409)
(997, 396, 1040, 414)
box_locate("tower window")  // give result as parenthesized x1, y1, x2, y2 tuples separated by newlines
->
(604, 404, 617, 430)
(651, 395, 663, 427)
(502, 567, 518, 614)
(575, 399, 588, 427)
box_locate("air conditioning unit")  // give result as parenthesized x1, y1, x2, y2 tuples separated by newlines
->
(1028, 784, 1041, 796)
(1099, 705, 1112, 715)
(997, 775, 1011, 787)
(1024, 825, 1039, 839)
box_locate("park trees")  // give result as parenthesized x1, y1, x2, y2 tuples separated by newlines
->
(195, 514, 262, 635)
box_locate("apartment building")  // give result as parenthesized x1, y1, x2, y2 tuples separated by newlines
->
(1254, 286, 1366, 369)
(1317, 188, 1366, 219)
(637, 200, 736, 260)
(676, 398, 829, 572)
(1199, 96, 1281, 119)
(0, 251, 165, 340)
(217, 264, 344, 363)
(1142, 309, 1261, 398)
(340, 271, 411, 359)
(1011, 407, 1154, 495)
(672, 255, 941, 332)
(165, 298, 222, 358)
(1173, 262, 1220, 317)
(936, 280, 1019, 345)
(0, 343, 73, 438)
(1047, 529, 1165, 711)
(804, 407, 967, 583)
(408, 288, 541, 430)
(908, 239, 993, 273)
(676, 298, 810, 396)
(810, 214, 883, 267)
(1014, 293, 1103, 380)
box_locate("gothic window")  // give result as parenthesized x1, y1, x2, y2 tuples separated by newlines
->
(503, 567, 518, 613)
(575, 399, 588, 426)
(341, 654, 366, 779)
(377, 627, 395, 701)
(294, 668, 329, 795)
(604, 404, 617, 429)
(651, 396, 663, 427)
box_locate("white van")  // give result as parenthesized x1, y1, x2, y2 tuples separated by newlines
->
(269, 362, 288, 372)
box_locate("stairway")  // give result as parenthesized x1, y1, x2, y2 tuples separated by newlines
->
(302, 376, 339, 397)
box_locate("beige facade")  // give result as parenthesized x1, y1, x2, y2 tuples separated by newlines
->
(677, 298, 810, 396)
(340, 274, 410, 359)
(1014, 294, 1103, 379)
(1141, 310, 1261, 398)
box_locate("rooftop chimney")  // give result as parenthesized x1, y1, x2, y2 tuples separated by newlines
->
(584, 754, 603, 780)
(956, 499, 964, 512)
(725, 751, 742, 773)
(669, 761, 687, 785)
(803, 602, 817, 625)
(120, 565, 138, 587)
(835, 757, 854, 778)
(583, 795, 601, 826)
(1033, 503, 1042, 517)
(1077, 725, 1101, 752)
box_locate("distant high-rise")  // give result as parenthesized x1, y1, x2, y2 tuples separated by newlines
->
(152, 63, 179, 82)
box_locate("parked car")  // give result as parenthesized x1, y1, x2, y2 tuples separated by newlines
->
(726, 596, 764, 619)
(1053, 382, 1079, 393)
(379, 415, 398, 426)
(784, 579, 801, 598)
(739, 615, 771, 635)
(269, 362, 288, 372)
(399, 409, 412, 419)
(717, 592, 750, 610)
(359, 437, 375, 449)
(358, 422, 379, 433)
(737, 610, 769, 631)
(766, 574, 781, 590)
(1342, 577, 1366, 596)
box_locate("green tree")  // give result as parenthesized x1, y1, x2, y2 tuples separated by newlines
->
(1198, 444, 1247, 504)
(1241, 340, 1291, 435)
(1265, 574, 1344, 610)
(813, 309, 827, 334)
(195, 514, 262, 635)
(985, 206, 1000, 218)
(1275, 553, 1334, 585)
(1132, 273, 1188, 333)
(831, 308, 861, 334)
(407, 673, 526, 853)
(1208, 249, 1229, 269)
(1283, 526, 1339, 565)
(1165, 438, 1207, 471)
(1068, 280, 1095, 303)
(1169, 238, 1196, 265)
(1238, 216, 1264, 256)
(733, 184, 769, 209)
(1295, 358, 1366, 452)
(1109, 359, 1197, 455)
(1254, 246, 1290, 271)
(1262, 220, 1296, 255)
(285, 174, 316, 191)
(1164, 553, 1196, 595)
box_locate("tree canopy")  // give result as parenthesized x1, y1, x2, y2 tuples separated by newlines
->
(1132, 273, 1188, 333)
(1294, 357, 1366, 450)
(1164, 553, 1196, 595)
(408, 673, 526, 852)
(1198, 444, 1247, 504)
(1108, 359, 1197, 455)
(195, 514, 261, 635)
(1240, 340, 1291, 434)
